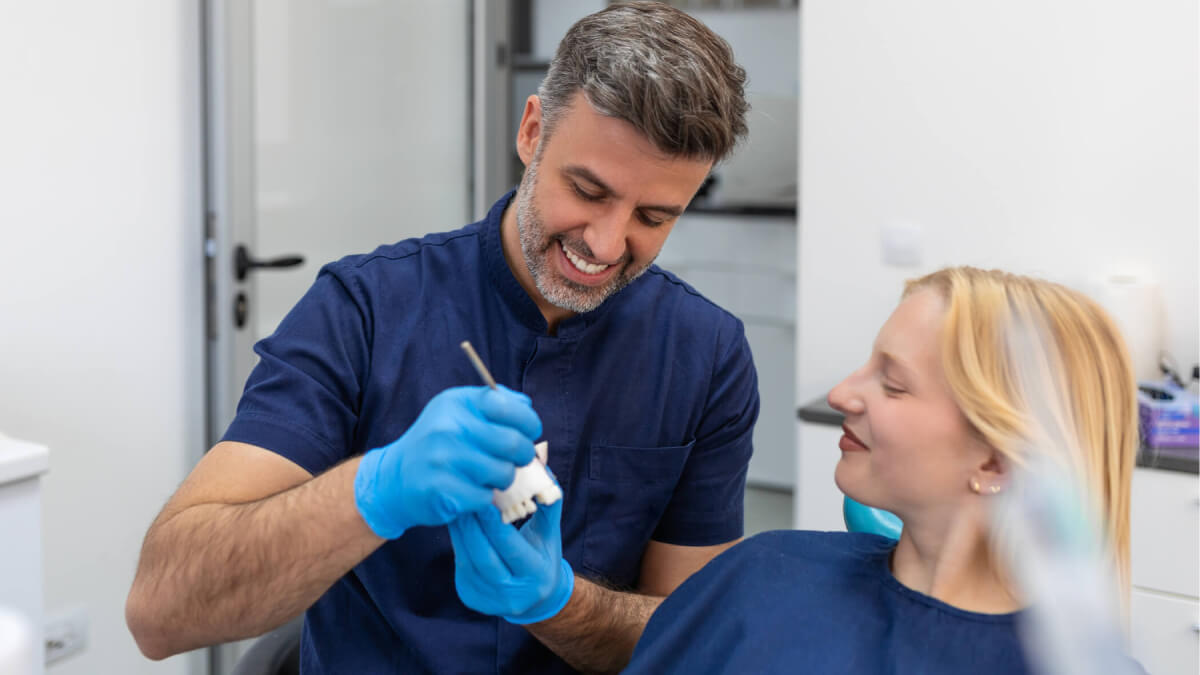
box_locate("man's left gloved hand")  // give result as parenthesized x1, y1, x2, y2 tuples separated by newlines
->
(448, 498, 574, 624)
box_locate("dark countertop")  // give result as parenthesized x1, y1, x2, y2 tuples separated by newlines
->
(796, 396, 843, 426)
(797, 397, 1199, 475)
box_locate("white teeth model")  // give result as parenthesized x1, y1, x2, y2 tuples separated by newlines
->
(493, 441, 563, 524)
(562, 243, 609, 275)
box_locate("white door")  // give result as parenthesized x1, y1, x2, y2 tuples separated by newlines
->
(203, 1, 484, 672)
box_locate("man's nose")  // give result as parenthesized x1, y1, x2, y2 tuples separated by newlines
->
(582, 209, 631, 264)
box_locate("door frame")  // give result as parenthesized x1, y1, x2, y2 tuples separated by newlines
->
(198, 2, 507, 673)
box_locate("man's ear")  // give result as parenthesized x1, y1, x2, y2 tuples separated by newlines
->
(515, 95, 543, 167)
(969, 450, 1009, 496)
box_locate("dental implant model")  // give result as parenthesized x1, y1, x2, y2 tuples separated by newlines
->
(460, 340, 563, 523)
(494, 441, 562, 524)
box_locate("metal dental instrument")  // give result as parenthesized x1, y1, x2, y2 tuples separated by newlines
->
(458, 340, 561, 522)
(460, 341, 498, 390)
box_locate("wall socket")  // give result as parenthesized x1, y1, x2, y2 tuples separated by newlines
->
(44, 606, 88, 665)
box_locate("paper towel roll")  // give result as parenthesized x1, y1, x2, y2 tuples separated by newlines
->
(0, 608, 34, 675)
(1089, 276, 1165, 383)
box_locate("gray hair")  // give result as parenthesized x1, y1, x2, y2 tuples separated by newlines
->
(537, 1, 749, 163)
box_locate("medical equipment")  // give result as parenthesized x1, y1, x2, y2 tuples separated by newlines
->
(460, 342, 562, 523)
(989, 319, 1141, 675)
(993, 456, 1139, 675)
(842, 496, 902, 539)
(1137, 379, 1199, 449)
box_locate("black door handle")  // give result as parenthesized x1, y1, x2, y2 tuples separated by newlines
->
(235, 244, 304, 281)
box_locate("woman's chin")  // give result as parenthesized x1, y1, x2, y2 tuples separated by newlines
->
(833, 459, 862, 497)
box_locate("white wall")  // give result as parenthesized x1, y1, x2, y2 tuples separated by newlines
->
(0, 2, 204, 674)
(798, 0, 1199, 403)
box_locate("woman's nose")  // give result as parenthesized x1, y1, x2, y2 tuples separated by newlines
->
(828, 372, 866, 416)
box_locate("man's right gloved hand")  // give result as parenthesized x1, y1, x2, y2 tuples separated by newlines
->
(354, 385, 542, 539)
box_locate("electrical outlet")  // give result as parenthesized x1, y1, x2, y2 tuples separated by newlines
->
(44, 606, 88, 665)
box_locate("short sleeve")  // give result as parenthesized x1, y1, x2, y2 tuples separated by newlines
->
(220, 265, 371, 475)
(652, 318, 759, 545)
(626, 539, 755, 673)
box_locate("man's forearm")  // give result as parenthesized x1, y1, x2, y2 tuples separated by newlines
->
(525, 577, 662, 674)
(126, 458, 383, 659)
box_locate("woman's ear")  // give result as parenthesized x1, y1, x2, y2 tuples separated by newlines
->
(515, 95, 543, 166)
(968, 450, 1009, 496)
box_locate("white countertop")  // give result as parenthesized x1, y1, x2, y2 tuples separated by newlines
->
(0, 434, 48, 487)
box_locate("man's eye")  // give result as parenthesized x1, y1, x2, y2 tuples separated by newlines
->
(572, 184, 603, 201)
(638, 212, 666, 227)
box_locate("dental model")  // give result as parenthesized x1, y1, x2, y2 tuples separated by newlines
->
(460, 341, 562, 523)
(494, 441, 562, 523)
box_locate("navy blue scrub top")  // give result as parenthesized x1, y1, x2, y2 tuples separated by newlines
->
(626, 531, 1036, 675)
(221, 191, 759, 674)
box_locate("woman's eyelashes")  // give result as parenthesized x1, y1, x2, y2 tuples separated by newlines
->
(879, 369, 907, 396)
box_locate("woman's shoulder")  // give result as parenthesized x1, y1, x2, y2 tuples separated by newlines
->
(738, 529, 897, 565)
(629, 530, 1033, 675)
(680, 530, 897, 596)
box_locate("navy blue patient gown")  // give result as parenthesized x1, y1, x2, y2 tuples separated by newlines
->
(626, 531, 1034, 674)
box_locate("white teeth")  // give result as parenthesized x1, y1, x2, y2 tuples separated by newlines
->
(561, 243, 610, 275)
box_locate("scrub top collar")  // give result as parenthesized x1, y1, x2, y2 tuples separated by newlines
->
(480, 189, 621, 339)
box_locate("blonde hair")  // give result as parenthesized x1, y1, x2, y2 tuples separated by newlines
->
(904, 267, 1138, 609)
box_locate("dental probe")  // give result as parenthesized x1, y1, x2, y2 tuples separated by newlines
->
(459, 340, 563, 523)
(460, 341, 498, 390)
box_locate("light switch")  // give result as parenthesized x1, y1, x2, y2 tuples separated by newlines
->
(881, 221, 924, 268)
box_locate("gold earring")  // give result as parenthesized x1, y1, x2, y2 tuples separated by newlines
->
(969, 477, 982, 494)
(989, 484, 1001, 495)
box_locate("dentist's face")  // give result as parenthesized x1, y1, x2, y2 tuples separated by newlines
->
(512, 94, 711, 313)
(827, 290, 991, 521)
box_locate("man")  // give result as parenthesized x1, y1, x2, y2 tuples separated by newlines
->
(126, 3, 756, 672)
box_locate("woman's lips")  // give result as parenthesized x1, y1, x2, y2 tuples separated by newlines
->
(839, 424, 869, 452)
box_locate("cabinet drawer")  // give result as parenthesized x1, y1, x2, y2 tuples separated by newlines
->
(1131, 469, 1199, 597)
(1129, 587, 1199, 675)
(796, 421, 847, 532)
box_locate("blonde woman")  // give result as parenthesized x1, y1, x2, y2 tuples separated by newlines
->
(622, 267, 1145, 673)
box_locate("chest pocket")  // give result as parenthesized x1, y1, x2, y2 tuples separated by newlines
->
(581, 440, 694, 587)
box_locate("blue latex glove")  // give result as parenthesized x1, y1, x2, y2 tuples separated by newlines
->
(449, 497, 574, 624)
(354, 385, 541, 539)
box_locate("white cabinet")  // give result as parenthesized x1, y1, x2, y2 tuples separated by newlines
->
(1129, 468, 1199, 675)
(794, 417, 847, 532)
(0, 434, 49, 675)
(659, 212, 797, 490)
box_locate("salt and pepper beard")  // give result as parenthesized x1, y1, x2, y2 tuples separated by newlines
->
(514, 156, 655, 314)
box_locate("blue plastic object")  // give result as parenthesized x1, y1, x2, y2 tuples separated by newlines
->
(843, 496, 902, 540)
